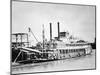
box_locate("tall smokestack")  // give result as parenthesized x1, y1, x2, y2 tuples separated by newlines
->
(58, 22, 60, 40)
(50, 23, 52, 41)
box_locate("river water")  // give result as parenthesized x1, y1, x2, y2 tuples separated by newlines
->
(12, 50, 96, 74)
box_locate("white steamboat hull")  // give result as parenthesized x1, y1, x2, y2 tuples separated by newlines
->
(48, 45, 92, 60)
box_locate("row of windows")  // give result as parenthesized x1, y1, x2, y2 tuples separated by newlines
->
(57, 49, 85, 54)
(66, 44, 88, 46)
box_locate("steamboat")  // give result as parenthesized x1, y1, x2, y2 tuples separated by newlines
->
(12, 22, 92, 65)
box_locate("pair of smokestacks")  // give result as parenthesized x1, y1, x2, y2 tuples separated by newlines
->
(50, 22, 60, 41)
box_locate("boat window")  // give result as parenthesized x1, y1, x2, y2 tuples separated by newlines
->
(68, 50, 69, 53)
(60, 50, 61, 53)
(69, 49, 71, 53)
(69, 49, 70, 53)
(66, 50, 68, 53)
(64, 50, 65, 54)
(71, 50, 72, 52)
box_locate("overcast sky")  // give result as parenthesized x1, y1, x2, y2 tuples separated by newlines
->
(12, 1, 95, 44)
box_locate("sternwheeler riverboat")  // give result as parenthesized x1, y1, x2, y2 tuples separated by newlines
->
(12, 22, 92, 64)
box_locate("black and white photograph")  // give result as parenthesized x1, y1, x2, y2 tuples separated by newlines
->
(11, 0, 96, 74)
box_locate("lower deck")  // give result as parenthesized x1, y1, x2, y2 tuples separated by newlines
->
(12, 45, 92, 64)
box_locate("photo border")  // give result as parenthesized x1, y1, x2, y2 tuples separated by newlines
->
(10, 0, 96, 74)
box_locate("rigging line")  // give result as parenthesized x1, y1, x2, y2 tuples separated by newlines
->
(28, 27, 42, 48)
(28, 27, 39, 42)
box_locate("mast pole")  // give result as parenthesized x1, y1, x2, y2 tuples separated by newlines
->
(42, 25, 45, 50)
(50, 23, 52, 41)
(58, 22, 60, 40)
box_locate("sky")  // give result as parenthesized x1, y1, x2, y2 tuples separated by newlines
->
(12, 1, 95, 44)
